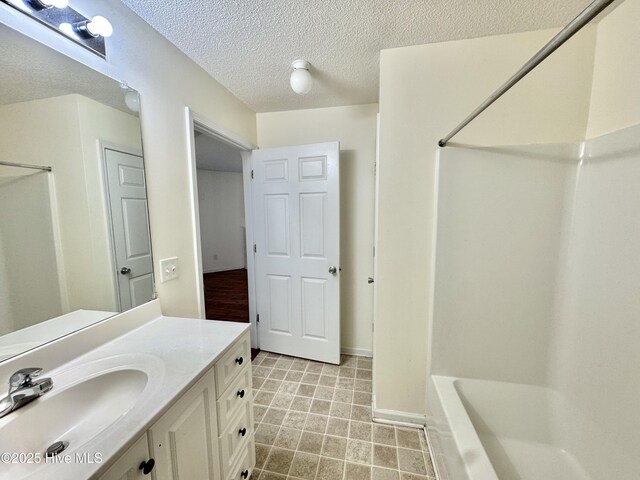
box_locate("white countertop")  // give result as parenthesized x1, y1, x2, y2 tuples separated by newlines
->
(0, 310, 116, 362)
(0, 315, 249, 480)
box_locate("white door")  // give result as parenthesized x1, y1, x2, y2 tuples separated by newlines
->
(252, 142, 340, 364)
(104, 148, 154, 311)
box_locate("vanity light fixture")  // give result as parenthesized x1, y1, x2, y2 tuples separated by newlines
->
(1, 0, 112, 57)
(290, 59, 313, 95)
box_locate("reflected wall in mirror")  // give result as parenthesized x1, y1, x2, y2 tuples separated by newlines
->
(0, 24, 154, 362)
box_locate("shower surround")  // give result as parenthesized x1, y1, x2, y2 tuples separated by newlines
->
(427, 124, 640, 480)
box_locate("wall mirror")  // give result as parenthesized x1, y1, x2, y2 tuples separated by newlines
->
(0, 24, 154, 362)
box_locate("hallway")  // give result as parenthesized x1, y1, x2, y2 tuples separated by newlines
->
(204, 268, 249, 323)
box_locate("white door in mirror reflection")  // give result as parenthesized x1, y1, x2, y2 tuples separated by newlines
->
(252, 142, 340, 364)
(105, 148, 154, 310)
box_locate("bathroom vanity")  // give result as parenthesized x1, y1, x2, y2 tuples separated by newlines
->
(0, 301, 255, 480)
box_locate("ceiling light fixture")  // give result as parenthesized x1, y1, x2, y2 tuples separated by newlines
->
(290, 59, 313, 95)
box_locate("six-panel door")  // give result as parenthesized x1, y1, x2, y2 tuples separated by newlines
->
(252, 142, 340, 364)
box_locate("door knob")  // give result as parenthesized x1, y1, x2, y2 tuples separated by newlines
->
(139, 458, 155, 475)
(368, 277, 375, 284)
(329, 266, 337, 275)
(120, 267, 131, 275)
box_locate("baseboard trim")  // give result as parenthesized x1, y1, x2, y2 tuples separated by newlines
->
(372, 395, 427, 428)
(340, 347, 373, 357)
(203, 265, 246, 274)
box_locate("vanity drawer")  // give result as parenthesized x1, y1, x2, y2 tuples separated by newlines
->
(226, 437, 255, 480)
(217, 364, 252, 431)
(220, 400, 253, 478)
(215, 332, 251, 397)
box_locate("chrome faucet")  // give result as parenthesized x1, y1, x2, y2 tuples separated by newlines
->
(0, 368, 53, 418)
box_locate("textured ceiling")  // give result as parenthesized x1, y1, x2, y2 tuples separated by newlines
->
(195, 132, 243, 173)
(0, 25, 135, 115)
(119, 0, 612, 112)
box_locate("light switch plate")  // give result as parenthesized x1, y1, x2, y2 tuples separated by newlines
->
(160, 257, 179, 283)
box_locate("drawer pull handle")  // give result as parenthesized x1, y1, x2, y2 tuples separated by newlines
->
(241, 470, 249, 479)
(139, 458, 155, 475)
(237, 389, 245, 398)
(235, 357, 244, 365)
(238, 427, 247, 437)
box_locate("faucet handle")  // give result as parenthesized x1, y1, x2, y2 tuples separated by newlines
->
(9, 368, 43, 390)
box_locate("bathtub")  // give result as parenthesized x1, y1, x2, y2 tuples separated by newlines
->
(426, 376, 592, 480)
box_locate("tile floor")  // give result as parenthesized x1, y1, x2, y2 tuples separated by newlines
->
(251, 351, 436, 480)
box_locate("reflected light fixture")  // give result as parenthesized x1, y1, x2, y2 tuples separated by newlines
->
(290, 59, 313, 95)
(120, 82, 140, 113)
(125, 91, 140, 113)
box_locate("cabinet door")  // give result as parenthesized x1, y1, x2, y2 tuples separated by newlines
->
(149, 369, 220, 480)
(99, 435, 151, 480)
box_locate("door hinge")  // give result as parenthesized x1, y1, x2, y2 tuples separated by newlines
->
(256, 314, 260, 323)
(251, 169, 254, 179)
(373, 246, 376, 257)
(253, 244, 257, 253)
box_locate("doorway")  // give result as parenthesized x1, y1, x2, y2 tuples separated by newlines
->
(194, 130, 248, 321)
(187, 110, 342, 364)
(186, 110, 260, 360)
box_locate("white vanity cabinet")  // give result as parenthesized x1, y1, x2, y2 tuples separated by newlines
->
(98, 332, 254, 480)
(149, 367, 220, 480)
(99, 435, 151, 480)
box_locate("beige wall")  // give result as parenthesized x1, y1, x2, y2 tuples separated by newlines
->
(76, 95, 143, 311)
(257, 104, 378, 354)
(0, 0, 256, 319)
(197, 170, 246, 273)
(0, 95, 141, 315)
(375, 27, 597, 415)
(587, 0, 640, 138)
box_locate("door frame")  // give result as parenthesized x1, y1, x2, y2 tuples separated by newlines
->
(99, 141, 146, 312)
(184, 107, 259, 348)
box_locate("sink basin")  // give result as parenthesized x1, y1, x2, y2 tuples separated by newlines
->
(0, 353, 163, 479)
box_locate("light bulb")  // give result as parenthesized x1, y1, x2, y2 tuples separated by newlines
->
(59, 22, 74, 37)
(290, 60, 313, 95)
(86, 16, 113, 37)
(125, 91, 140, 113)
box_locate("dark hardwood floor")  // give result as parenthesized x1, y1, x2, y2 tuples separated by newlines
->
(204, 268, 249, 322)
(203, 268, 259, 359)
